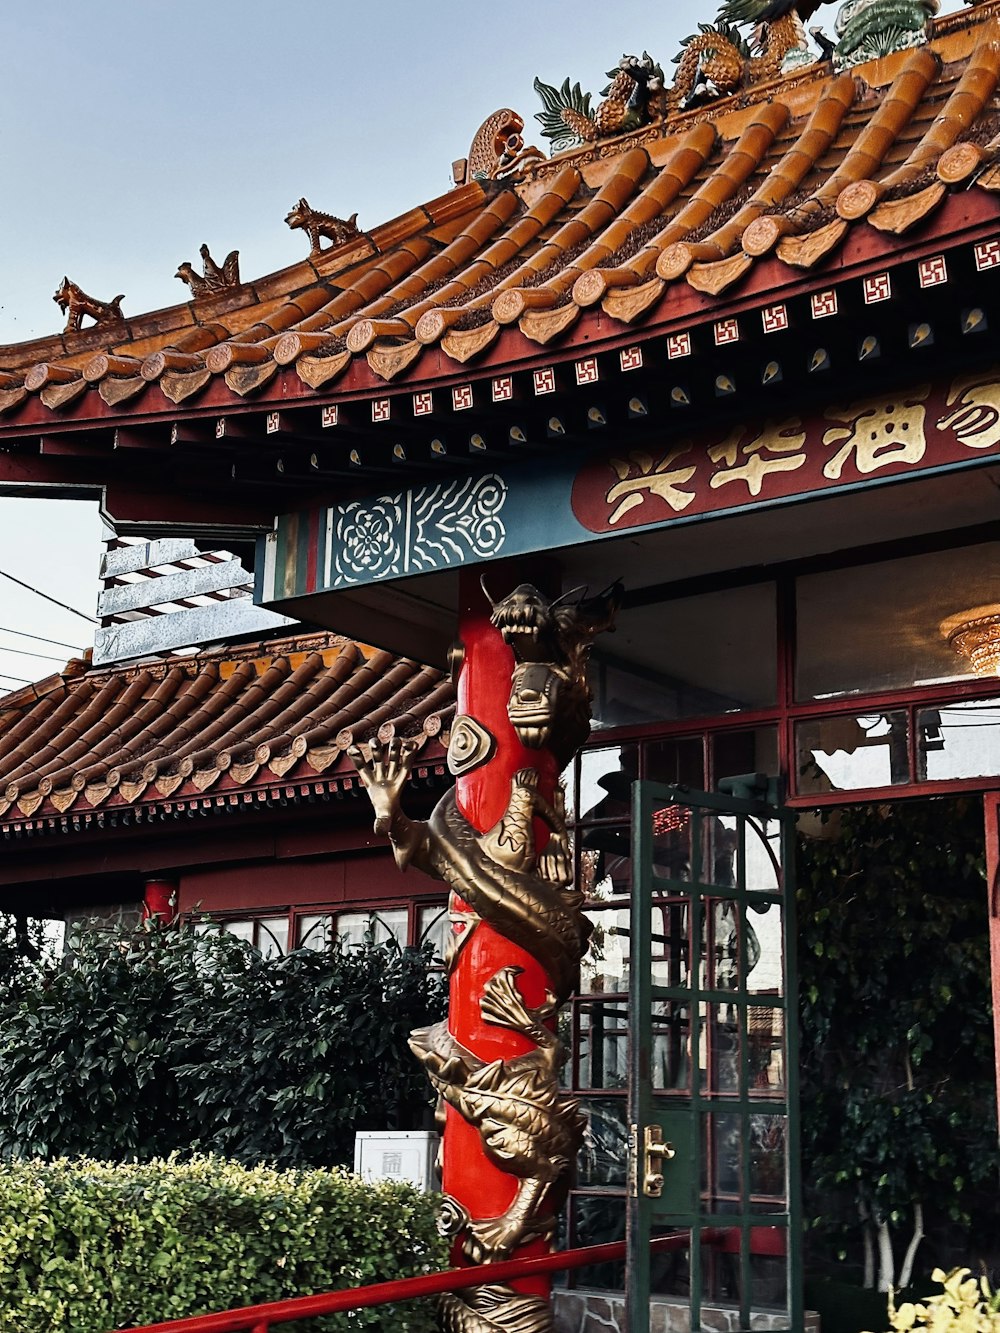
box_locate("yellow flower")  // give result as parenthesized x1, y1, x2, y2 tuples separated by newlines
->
(892, 1302, 919, 1330)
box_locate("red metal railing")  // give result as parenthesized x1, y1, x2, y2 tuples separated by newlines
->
(108, 1231, 726, 1333)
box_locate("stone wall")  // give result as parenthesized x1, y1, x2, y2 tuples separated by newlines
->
(553, 1289, 821, 1333)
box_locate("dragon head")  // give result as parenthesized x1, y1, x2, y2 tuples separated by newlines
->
(482, 580, 622, 760)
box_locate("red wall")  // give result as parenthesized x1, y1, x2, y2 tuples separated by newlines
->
(178, 847, 431, 914)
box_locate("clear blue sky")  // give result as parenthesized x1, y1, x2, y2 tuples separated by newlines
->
(0, 0, 965, 690)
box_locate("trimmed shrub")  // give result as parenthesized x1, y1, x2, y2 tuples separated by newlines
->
(0, 1156, 447, 1332)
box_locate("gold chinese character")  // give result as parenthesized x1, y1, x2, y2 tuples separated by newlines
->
(822, 389, 930, 480)
(606, 448, 697, 524)
(708, 418, 807, 497)
(937, 373, 1000, 450)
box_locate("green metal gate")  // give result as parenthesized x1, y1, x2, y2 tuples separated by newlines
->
(625, 779, 802, 1331)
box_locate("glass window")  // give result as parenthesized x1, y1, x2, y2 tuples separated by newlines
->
(747, 1006, 786, 1095)
(576, 1098, 629, 1187)
(580, 832, 632, 903)
(218, 917, 289, 956)
(336, 908, 408, 948)
(711, 728, 778, 787)
(576, 745, 638, 822)
(575, 1001, 629, 1091)
(220, 919, 254, 945)
(917, 699, 1000, 781)
(417, 903, 449, 963)
(256, 916, 288, 959)
(566, 1193, 626, 1291)
(646, 737, 705, 789)
(796, 711, 910, 793)
(591, 584, 778, 727)
(581, 906, 630, 993)
(796, 542, 1000, 701)
(296, 913, 334, 951)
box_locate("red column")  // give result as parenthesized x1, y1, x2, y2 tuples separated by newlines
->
(141, 878, 178, 927)
(442, 574, 559, 1299)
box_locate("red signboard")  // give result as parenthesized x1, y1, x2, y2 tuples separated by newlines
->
(571, 372, 1000, 533)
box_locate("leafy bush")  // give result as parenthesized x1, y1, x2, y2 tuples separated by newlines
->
(0, 924, 446, 1166)
(0, 1156, 447, 1332)
(798, 797, 999, 1288)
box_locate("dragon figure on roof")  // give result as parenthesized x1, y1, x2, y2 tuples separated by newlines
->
(534, 0, 941, 150)
(678, 0, 941, 92)
(682, 0, 831, 84)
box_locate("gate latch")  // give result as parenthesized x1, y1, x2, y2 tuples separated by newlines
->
(642, 1124, 675, 1198)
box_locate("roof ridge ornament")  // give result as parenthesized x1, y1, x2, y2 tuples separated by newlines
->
(833, 0, 940, 68)
(533, 0, 943, 150)
(53, 277, 125, 334)
(535, 52, 667, 151)
(284, 197, 361, 257)
(458, 109, 547, 185)
(176, 244, 241, 297)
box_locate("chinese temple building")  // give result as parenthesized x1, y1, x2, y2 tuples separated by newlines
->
(2, 0, 1000, 1329)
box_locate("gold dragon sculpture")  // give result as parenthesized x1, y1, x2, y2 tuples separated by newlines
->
(350, 581, 620, 1333)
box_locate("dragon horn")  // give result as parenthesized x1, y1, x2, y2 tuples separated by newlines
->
(479, 573, 498, 608)
(550, 584, 589, 609)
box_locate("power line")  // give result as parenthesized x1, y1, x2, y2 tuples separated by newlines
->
(0, 625, 82, 651)
(0, 643, 72, 664)
(0, 671, 31, 685)
(0, 568, 97, 625)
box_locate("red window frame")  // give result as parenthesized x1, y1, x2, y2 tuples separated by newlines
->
(197, 897, 449, 957)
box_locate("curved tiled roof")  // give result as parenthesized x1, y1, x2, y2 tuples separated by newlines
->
(1, 7, 999, 428)
(0, 633, 453, 835)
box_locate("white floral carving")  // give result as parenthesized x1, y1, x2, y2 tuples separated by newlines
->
(331, 475, 508, 586)
(334, 495, 404, 584)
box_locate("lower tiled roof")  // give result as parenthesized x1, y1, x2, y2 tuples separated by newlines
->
(0, 632, 453, 833)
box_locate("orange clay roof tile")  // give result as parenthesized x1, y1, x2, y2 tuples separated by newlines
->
(0, 631, 453, 831)
(0, 9, 999, 419)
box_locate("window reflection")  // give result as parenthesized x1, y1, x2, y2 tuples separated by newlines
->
(581, 907, 630, 993)
(578, 746, 637, 821)
(337, 908, 408, 948)
(591, 584, 778, 728)
(917, 699, 1000, 780)
(417, 904, 449, 963)
(297, 913, 333, 950)
(796, 542, 1000, 701)
(797, 711, 910, 793)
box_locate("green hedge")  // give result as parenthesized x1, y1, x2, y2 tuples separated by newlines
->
(0, 1157, 448, 1332)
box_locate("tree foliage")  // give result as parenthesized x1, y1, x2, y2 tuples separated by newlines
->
(0, 924, 446, 1166)
(798, 797, 999, 1286)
